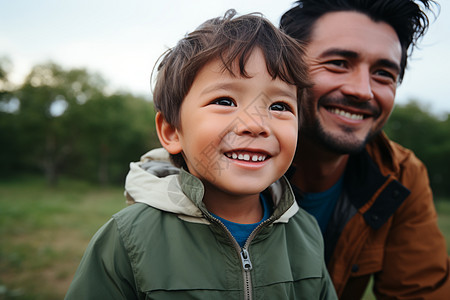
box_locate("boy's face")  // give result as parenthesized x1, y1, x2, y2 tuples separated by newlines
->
(168, 48, 298, 197)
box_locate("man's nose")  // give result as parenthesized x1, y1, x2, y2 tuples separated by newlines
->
(341, 67, 374, 101)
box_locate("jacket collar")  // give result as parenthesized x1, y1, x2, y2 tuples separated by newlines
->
(321, 142, 410, 262)
(126, 154, 299, 224)
(179, 168, 299, 224)
(365, 132, 399, 176)
(345, 143, 410, 230)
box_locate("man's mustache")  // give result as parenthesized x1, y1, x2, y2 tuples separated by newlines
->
(317, 95, 381, 118)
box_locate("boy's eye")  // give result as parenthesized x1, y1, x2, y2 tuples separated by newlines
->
(211, 97, 236, 106)
(269, 102, 292, 112)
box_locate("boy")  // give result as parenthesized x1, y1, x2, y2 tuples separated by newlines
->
(65, 10, 337, 299)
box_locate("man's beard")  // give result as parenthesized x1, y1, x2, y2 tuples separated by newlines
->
(301, 117, 379, 154)
(300, 95, 382, 155)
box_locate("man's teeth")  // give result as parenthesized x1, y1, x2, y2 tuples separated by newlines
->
(329, 108, 364, 120)
(226, 152, 266, 162)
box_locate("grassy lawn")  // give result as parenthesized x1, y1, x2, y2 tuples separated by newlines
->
(0, 176, 126, 300)
(436, 199, 450, 252)
(0, 176, 449, 299)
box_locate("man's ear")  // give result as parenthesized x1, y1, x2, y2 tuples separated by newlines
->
(155, 112, 182, 155)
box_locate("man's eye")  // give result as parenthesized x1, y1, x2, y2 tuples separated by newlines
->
(326, 60, 346, 68)
(211, 97, 236, 106)
(270, 102, 292, 112)
(375, 70, 396, 81)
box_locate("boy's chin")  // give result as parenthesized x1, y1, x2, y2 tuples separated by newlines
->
(208, 179, 276, 197)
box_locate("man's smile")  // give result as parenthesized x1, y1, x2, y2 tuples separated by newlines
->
(326, 107, 364, 121)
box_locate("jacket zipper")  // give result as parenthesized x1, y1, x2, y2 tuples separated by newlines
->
(207, 215, 254, 300)
(205, 212, 275, 300)
(240, 218, 274, 300)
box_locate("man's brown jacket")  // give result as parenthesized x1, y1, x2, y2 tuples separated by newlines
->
(318, 133, 450, 299)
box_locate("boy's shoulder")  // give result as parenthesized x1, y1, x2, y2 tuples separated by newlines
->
(286, 205, 324, 249)
(114, 201, 155, 219)
(112, 203, 164, 236)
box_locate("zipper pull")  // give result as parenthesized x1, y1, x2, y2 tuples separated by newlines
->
(240, 248, 253, 271)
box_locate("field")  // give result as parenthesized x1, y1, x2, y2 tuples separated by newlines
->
(0, 176, 126, 300)
(0, 176, 449, 299)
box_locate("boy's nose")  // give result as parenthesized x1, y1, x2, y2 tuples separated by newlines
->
(234, 109, 270, 137)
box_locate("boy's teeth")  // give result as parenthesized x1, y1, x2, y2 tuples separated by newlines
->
(329, 108, 364, 120)
(226, 152, 267, 162)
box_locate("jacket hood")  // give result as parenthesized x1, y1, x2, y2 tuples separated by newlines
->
(124, 148, 299, 224)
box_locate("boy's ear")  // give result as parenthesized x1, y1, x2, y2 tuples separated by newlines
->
(155, 112, 182, 155)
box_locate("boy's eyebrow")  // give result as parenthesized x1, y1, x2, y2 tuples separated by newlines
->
(201, 82, 297, 100)
(200, 82, 241, 95)
(268, 86, 297, 100)
(319, 48, 401, 73)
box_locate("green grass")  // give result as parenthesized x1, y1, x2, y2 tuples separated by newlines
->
(436, 200, 450, 253)
(0, 176, 449, 299)
(0, 176, 126, 300)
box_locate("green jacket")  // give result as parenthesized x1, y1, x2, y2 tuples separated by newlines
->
(65, 149, 337, 299)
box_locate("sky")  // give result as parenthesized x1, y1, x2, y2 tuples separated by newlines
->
(1, 0, 449, 116)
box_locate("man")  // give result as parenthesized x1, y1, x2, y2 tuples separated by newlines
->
(280, 0, 450, 298)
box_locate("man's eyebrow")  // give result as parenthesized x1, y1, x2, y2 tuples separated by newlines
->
(377, 58, 401, 74)
(319, 48, 401, 73)
(319, 48, 359, 59)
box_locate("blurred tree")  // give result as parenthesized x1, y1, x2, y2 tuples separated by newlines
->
(72, 92, 158, 185)
(385, 101, 450, 198)
(426, 115, 450, 196)
(0, 56, 12, 89)
(15, 62, 106, 186)
(2, 60, 160, 186)
(0, 57, 23, 176)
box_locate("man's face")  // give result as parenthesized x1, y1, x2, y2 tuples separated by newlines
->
(301, 11, 402, 154)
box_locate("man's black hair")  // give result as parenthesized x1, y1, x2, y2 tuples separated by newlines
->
(280, 0, 438, 82)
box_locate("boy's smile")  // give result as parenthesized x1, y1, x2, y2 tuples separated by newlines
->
(166, 48, 298, 201)
(224, 150, 268, 163)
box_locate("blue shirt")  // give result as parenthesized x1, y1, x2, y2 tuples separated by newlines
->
(211, 193, 272, 247)
(299, 176, 343, 234)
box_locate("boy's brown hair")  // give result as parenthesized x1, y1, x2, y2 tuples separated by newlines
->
(153, 9, 311, 167)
